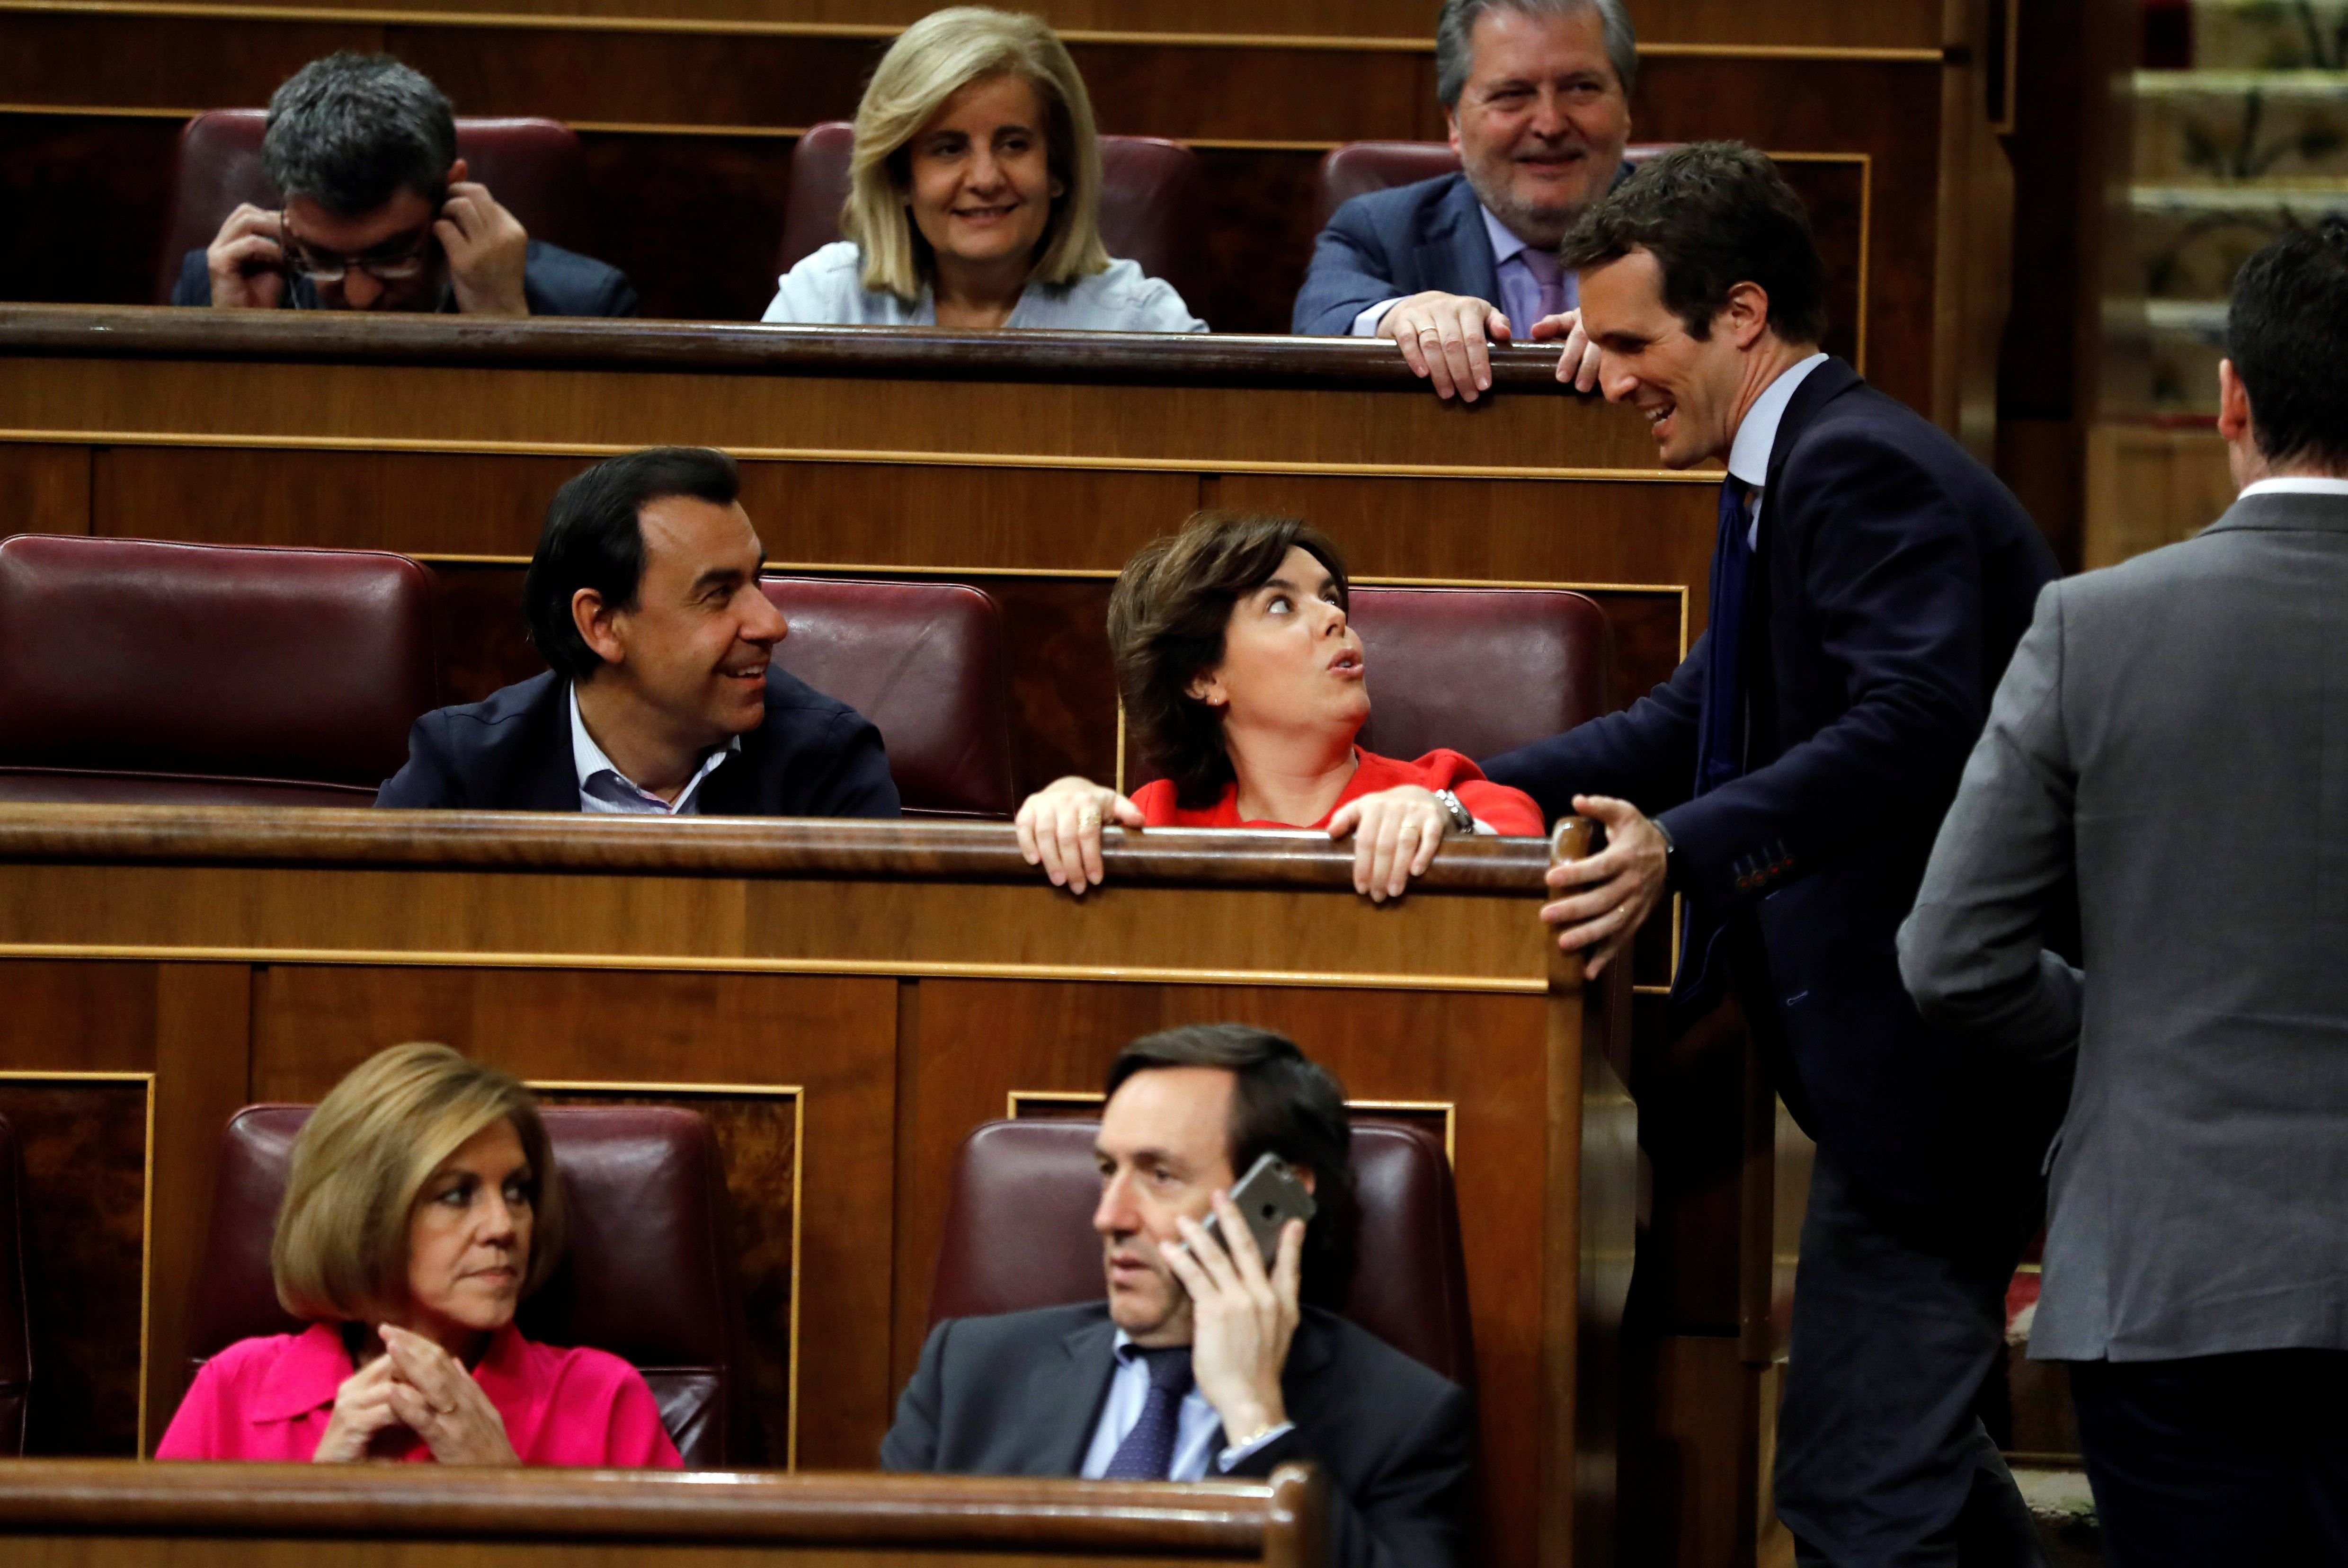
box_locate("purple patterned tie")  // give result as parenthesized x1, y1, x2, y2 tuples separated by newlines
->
(1102, 1346, 1194, 1480)
(1521, 246, 1567, 321)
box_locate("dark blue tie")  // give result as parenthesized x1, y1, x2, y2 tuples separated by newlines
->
(1694, 478, 1755, 798)
(1672, 479, 1756, 1012)
(1102, 1346, 1194, 1480)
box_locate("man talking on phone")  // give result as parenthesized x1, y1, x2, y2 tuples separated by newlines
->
(169, 53, 636, 318)
(883, 1024, 1472, 1568)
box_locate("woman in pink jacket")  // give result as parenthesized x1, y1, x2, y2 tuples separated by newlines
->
(158, 1042, 681, 1468)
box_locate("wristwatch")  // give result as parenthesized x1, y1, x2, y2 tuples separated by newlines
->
(1431, 788, 1475, 834)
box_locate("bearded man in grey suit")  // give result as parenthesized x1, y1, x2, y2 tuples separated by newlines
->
(882, 1024, 1472, 1568)
(1899, 221, 2348, 1568)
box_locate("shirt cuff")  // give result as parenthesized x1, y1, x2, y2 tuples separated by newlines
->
(1350, 299, 1402, 337)
(1215, 1421, 1296, 1473)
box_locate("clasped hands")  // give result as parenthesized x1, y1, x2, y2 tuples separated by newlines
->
(1158, 1192, 1303, 1447)
(312, 1324, 518, 1465)
(1014, 778, 1456, 900)
(1377, 291, 1604, 403)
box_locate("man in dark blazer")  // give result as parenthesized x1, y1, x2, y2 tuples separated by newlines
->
(1293, 0, 1634, 402)
(1900, 223, 2348, 1568)
(884, 1025, 1473, 1568)
(173, 53, 635, 318)
(1483, 144, 2064, 1566)
(376, 445, 897, 817)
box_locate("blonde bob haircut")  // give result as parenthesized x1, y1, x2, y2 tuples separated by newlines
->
(843, 6, 1111, 301)
(271, 1042, 566, 1323)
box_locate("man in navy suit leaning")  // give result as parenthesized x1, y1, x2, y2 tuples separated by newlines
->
(1293, 0, 1633, 402)
(376, 446, 898, 819)
(1484, 144, 2067, 1565)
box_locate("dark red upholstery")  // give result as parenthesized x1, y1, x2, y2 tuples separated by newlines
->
(775, 122, 1213, 316)
(1347, 584, 1613, 766)
(930, 1118, 1475, 1387)
(0, 1116, 29, 1455)
(760, 576, 1015, 819)
(1312, 141, 1672, 232)
(153, 110, 590, 303)
(186, 1104, 751, 1467)
(0, 535, 438, 806)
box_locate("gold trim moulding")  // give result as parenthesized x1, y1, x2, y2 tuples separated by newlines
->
(1009, 1089, 1457, 1160)
(0, 428, 1710, 487)
(0, 4, 1952, 61)
(0, 944, 1550, 996)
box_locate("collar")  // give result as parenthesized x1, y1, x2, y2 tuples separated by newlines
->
(2237, 476, 2348, 499)
(1726, 351, 1832, 489)
(568, 683, 739, 803)
(250, 1322, 358, 1422)
(1110, 1328, 1189, 1368)
(1480, 205, 1533, 267)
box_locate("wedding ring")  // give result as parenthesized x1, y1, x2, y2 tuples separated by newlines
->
(1077, 806, 1103, 828)
(1417, 327, 1442, 340)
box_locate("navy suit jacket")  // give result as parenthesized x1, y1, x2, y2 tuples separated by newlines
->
(1293, 174, 1501, 336)
(171, 238, 639, 317)
(1484, 359, 2063, 1204)
(373, 668, 899, 817)
(882, 1301, 1473, 1568)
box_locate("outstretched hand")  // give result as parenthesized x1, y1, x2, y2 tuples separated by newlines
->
(1539, 793, 1669, 977)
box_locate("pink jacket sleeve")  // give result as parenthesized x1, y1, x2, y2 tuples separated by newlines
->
(152, 1360, 230, 1461)
(603, 1372, 685, 1469)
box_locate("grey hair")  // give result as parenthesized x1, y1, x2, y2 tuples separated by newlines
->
(1435, 0, 1638, 107)
(261, 53, 458, 217)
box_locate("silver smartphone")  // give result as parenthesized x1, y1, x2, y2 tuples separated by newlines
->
(1193, 1151, 1318, 1270)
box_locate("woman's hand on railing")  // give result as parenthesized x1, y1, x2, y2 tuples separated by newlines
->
(1015, 777, 1144, 895)
(1327, 785, 1450, 902)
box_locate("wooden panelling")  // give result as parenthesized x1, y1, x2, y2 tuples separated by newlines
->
(246, 965, 899, 1470)
(0, 443, 91, 535)
(0, 0, 1948, 51)
(0, 1076, 149, 1455)
(900, 978, 1552, 1568)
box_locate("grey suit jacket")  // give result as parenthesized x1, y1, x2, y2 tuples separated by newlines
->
(880, 1301, 1473, 1568)
(1899, 488, 2348, 1363)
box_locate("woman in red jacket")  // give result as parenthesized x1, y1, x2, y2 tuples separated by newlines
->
(1017, 511, 1543, 899)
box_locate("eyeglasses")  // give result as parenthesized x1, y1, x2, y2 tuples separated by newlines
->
(277, 211, 435, 285)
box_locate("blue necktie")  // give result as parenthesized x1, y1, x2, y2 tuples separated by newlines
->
(1672, 479, 1756, 1012)
(1102, 1346, 1194, 1480)
(1694, 478, 1755, 799)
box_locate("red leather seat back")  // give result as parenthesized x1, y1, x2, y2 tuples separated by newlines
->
(775, 122, 1212, 313)
(929, 1118, 1476, 1387)
(1347, 584, 1613, 764)
(153, 110, 590, 303)
(186, 1104, 750, 1467)
(0, 535, 438, 805)
(760, 577, 1016, 819)
(0, 1116, 28, 1456)
(1311, 140, 1672, 231)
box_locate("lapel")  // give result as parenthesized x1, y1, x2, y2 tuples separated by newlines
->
(1413, 176, 1502, 304)
(1034, 1313, 1121, 1475)
(514, 678, 588, 812)
(1267, 1310, 1338, 1440)
(1743, 357, 1863, 749)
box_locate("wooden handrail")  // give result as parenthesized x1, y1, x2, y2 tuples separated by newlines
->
(0, 1460, 1316, 1551)
(0, 303, 1587, 392)
(0, 804, 1565, 892)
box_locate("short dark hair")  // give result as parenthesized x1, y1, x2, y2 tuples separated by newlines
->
(1562, 140, 1828, 346)
(262, 53, 458, 217)
(523, 447, 742, 683)
(1107, 512, 1350, 810)
(1105, 1024, 1359, 1304)
(2227, 217, 2348, 472)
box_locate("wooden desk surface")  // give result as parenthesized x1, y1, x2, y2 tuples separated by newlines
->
(0, 809, 1630, 1568)
(0, 1459, 1325, 1567)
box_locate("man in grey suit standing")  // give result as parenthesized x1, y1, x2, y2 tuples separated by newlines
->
(1900, 222, 2348, 1567)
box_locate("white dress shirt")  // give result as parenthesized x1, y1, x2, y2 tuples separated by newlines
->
(763, 242, 1206, 333)
(1076, 1332, 1294, 1481)
(1725, 351, 1832, 545)
(2236, 476, 2348, 500)
(569, 685, 737, 816)
(1349, 206, 1575, 338)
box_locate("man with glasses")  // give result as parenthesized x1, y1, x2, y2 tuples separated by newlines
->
(171, 53, 636, 317)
